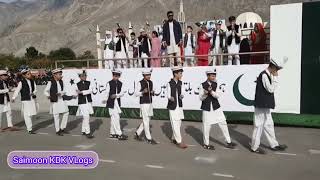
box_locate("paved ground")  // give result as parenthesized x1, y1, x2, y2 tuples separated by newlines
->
(0, 87, 319, 180)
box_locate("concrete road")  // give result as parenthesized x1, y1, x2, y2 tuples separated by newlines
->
(0, 87, 319, 180)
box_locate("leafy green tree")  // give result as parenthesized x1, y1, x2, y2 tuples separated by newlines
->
(78, 50, 95, 60)
(48, 47, 76, 61)
(25, 46, 39, 60)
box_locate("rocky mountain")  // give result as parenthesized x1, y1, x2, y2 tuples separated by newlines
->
(0, 0, 313, 56)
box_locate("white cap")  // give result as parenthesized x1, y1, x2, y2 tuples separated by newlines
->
(20, 68, 30, 74)
(270, 56, 288, 70)
(171, 66, 183, 72)
(112, 69, 122, 75)
(206, 69, 217, 75)
(142, 69, 152, 75)
(0, 70, 8, 76)
(52, 68, 63, 74)
(105, 30, 112, 34)
(78, 69, 87, 76)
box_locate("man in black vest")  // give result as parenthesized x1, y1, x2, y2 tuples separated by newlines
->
(210, 20, 226, 65)
(226, 16, 241, 65)
(12, 67, 38, 134)
(44, 68, 70, 136)
(115, 28, 129, 68)
(199, 69, 236, 150)
(75, 70, 94, 139)
(0, 70, 13, 130)
(103, 69, 128, 140)
(183, 26, 196, 67)
(167, 67, 187, 149)
(134, 69, 157, 144)
(251, 58, 288, 154)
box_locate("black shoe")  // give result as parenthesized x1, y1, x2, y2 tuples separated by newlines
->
(171, 139, 178, 145)
(82, 132, 86, 135)
(271, 144, 288, 151)
(250, 148, 266, 154)
(134, 132, 143, 141)
(28, 130, 36, 134)
(203, 144, 215, 150)
(226, 142, 237, 149)
(60, 129, 70, 134)
(85, 134, 94, 139)
(56, 130, 64, 136)
(118, 134, 128, 140)
(109, 134, 119, 138)
(146, 139, 158, 145)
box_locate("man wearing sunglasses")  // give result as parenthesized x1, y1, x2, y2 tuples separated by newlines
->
(162, 11, 183, 67)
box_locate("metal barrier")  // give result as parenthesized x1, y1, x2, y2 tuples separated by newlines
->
(54, 51, 269, 69)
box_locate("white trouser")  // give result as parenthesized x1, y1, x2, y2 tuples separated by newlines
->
(109, 110, 122, 135)
(23, 114, 33, 131)
(141, 53, 149, 68)
(53, 112, 69, 132)
(136, 115, 152, 140)
(228, 55, 240, 65)
(251, 108, 279, 151)
(212, 48, 223, 65)
(0, 110, 13, 128)
(170, 119, 182, 143)
(169, 52, 181, 67)
(116, 60, 128, 69)
(81, 116, 90, 134)
(203, 120, 231, 146)
(105, 60, 115, 69)
(183, 57, 194, 67)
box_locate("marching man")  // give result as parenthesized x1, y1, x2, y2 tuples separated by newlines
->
(167, 67, 188, 149)
(134, 69, 158, 145)
(0, 70, 13, 131)
(250, 58, 288, 154)
(44, 68, 70, 136)
(199, 69, 236, 150)
(12, 67, 38, 134)
(75, 70, 94, 139)
(104, 69, 128, 140)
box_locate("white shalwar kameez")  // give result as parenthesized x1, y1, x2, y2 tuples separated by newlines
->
(104, 37, 115, 69)
(167, 22, 181, 67)
(135, 81, 153, 140)
(105, 83, 125, 136)
(75, 85, 94, 135)
(183, 33, 196, 66)
(199, 83, 231, 146)
(226, 30, 240, 65)
(251, 70, 280, 151)
(12, 80, 38, 131)
(0, 82, 13, 128)
(167, 81, 185, 143)
(114, 37, 129, 68)
(44, 81, 69, 132)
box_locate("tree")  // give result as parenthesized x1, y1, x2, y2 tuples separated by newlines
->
(25, 46, 39, 60)
(78, 50, 95, 60)
(48, 47, 76, 61)
(0, 53, 26, 71)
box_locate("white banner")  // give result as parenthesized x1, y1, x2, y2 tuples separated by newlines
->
(62, 65, 300, 113)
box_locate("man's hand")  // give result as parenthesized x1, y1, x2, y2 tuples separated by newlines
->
(169, 97, 175, 101)
(72, 95, 77, 99)
(47, 96, 51, 100)
(76, 90, 82, 95)
(208, 86, 213, 93)
(162, 42, 167, 48)
(203, 90, 209, 95)
(56, 93, 62, 96)
(143, 88, 149, 94)
(272, 70, 279, 77)
(111, 94, 117, 99)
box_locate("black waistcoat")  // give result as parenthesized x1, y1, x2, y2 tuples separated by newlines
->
(254, 71, 275, 109)
(0, 80, 10, 104)
(20, 79, 35, 101)
(167, 79, 183, 110)
(212, 30, 225, 48)
(227, 25, 241, 45)
(184, 33, 195, 48)
(200, 81, 221, 111)
(50, 80, 64, 102)
(106, 80, 122, 108)
(115, 36, 127, 53)
(139, 79, 153, 104)
(77, 80, 92, 105)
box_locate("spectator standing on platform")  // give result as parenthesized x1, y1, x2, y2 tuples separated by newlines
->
(183, 26, 196, 67)
(210, 20, 226, 65)
(150, 31, 161, 67)
(196, 23, 211, 66)
(114, 28, 129, 68)
(128, 32, 139, 68)
(138, 28, 152, 68)
(226, 16, 241, 65)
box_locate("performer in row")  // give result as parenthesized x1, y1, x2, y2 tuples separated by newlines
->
(251, 58, 288, 154)
(167, 67, 188, 149)
(104, 69, 128, 140)
(0, 70, 13, 130)
(12, 67, 38, 134)
(44, 68, 70, 136)
(134, 69, 158, 144)
(199, 69, 236, 150)
(75, 70, 94, 139)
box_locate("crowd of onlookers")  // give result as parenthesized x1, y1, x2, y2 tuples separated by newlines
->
(4, 69, 52, 87)
(100, 11, 268, 69)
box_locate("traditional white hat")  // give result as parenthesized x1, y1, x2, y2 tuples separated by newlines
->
(20, 68, 30, 74)
(206, 69, 217, 75)
(270, 56, 288, 70)
(112, 69, 122, 75)
(0, 70, 8, 76)
(171, 66, 183, 72)
(105, 30, 112, 34)
(52, 68, 63, 74)
(142, 69, 152, 75)
(78, 69, 87, 76)
(216, 20, 223, 25)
